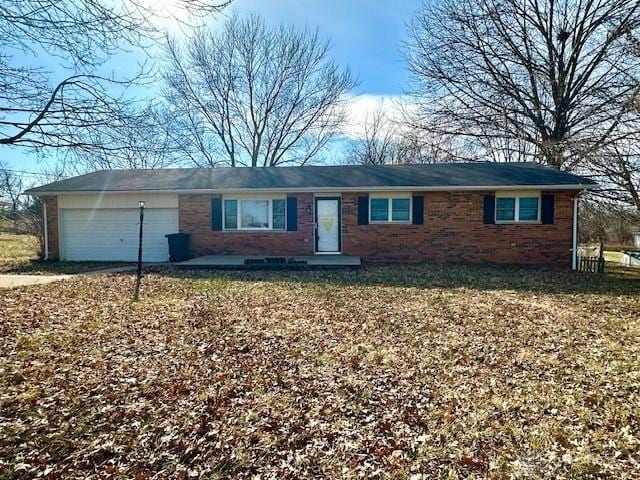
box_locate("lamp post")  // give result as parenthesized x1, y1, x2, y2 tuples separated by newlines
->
(133, 200, 145, 300)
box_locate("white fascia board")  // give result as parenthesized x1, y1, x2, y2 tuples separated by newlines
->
(27, 183, 597, 196)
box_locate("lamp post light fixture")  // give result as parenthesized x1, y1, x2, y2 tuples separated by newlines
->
(133, 200, 145, 300)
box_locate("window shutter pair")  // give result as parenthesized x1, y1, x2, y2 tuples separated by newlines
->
(211, 196, 298, 231)
(482, 193, 555, 224)
(357, 195, 424, 225)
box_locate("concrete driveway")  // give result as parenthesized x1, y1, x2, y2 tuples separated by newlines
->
(0, 265, 139, 289)
(0, 274, 71, 289)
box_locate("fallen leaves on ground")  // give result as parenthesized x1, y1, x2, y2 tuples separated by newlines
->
(0, 265, 639, 479)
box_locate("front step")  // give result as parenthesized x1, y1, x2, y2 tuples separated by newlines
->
(174, 255, 361, 270)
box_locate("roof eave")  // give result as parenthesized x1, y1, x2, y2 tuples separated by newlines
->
(23, 183, 598, 196)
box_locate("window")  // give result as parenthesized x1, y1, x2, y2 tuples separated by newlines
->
(495, 194, 540, 223)
(224, 199, 238, 229)
(370, 198, 389, 222)
(496, 197, 516, 221)
(369, 195, 412, 223)
(272, 199, 286, 230)
(241, 200, 269, 228)
(518, 197, 539, 221)
(392, 198, 410, 221)
(223, 197, 286, 230)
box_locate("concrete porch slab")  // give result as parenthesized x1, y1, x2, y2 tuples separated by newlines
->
(175, 255, 361, 269)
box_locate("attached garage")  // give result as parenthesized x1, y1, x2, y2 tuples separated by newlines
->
(57, 194, 179, 262)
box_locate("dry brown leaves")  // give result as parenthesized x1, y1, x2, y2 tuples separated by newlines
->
(0, 266, 639, 479)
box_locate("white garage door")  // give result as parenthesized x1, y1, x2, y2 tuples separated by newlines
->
(60, 208, 179, 262)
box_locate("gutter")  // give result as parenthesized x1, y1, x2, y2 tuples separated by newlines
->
(24, 183, 599, 196)
(42, 200, 49, 260)
(571, 192, 584, 270)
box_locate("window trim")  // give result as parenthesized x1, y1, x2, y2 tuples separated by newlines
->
(368, 192, 412, 224)
(222, 194, 287, 231)
(495, 191, 541, 224)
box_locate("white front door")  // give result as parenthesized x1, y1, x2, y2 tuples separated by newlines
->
(315, 198, 341, 253)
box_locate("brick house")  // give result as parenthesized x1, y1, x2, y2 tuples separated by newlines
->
(25, 163, 596, 267)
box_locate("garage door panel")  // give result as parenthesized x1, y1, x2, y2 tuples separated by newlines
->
(60, 208, 178, 262)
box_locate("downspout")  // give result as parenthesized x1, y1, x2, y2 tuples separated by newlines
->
(571, 193, 579, 270)
(42, 199, 49, 260)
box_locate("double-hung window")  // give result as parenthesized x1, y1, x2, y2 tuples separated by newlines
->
(369, 194, 411, 223)
(223, 197, 286, 230)
(495, 193, 540, 223)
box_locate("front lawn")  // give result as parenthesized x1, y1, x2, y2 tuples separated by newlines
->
(1, 265, 638, 479)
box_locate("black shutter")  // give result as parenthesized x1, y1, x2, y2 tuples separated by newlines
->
(357, 196, 369, 225)
(412, 195, 424, 225)
(286, 196, 297, 231)
(211, 196, 223, 230)
(483, 194, 495, 224)
(541, 194, 555, 224)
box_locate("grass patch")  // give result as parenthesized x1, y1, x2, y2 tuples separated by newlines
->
(0, 265, 638, 478)
(604, 251, 625, 263)
(0, 233, 39, 264)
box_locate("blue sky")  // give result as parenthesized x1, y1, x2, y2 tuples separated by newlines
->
(5, 0, 423, 177)
(226, 0, 421, 95)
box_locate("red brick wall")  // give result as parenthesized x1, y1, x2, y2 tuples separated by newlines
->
(177, 190, 576, 266)
(178, 193, 316, 257)
(342, 191, 576, 266)
(43, 196, 59, 259)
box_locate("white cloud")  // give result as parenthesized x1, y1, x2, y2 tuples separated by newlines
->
(341, 94, 412, 139)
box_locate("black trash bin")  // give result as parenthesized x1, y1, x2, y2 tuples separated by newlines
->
(165, 233, 191, 262)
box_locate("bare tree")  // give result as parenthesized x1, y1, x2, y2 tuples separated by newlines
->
(162, 14, 357, 167)
(405, 0, 640, 170)
(582, 31, 640, 216)
(348, 106, 401, 165)
(73, 106, 184, 170)
(0, 0, 229, 160)
(349, 103, 467, 165)
(0, 161, 23, 214)
(590, 139, 640, 215)
(579, 197, 639, 245)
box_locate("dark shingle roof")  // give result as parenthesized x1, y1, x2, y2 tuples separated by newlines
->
(25, 162, 597, 194)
